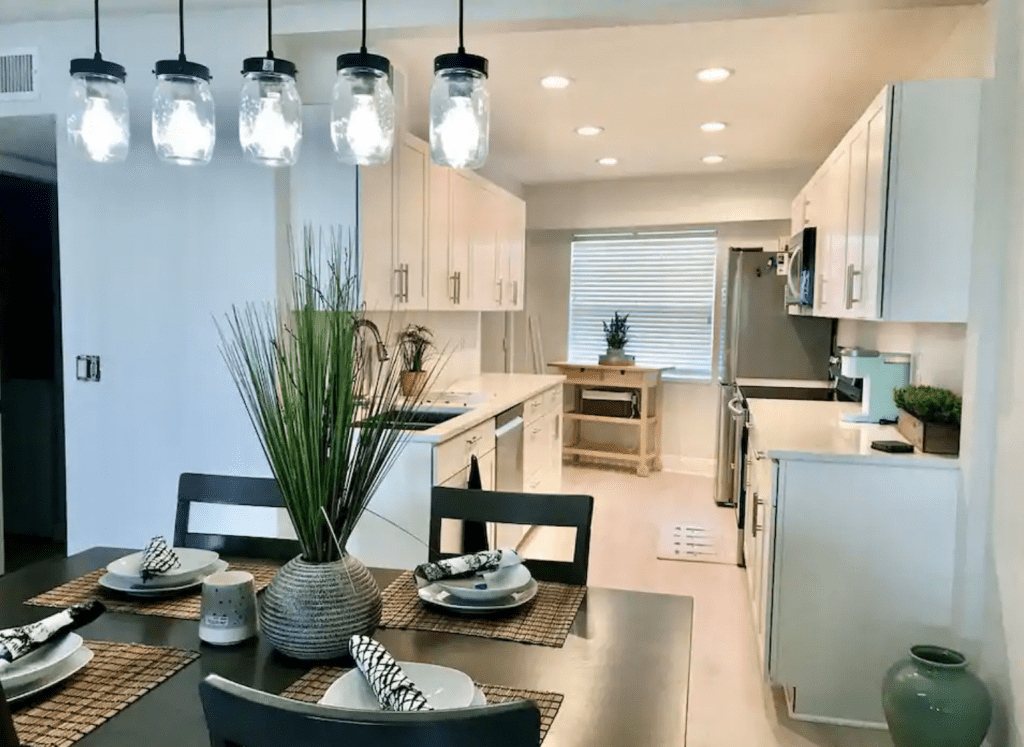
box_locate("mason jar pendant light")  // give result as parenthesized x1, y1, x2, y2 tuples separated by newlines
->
(151, 0, 215, 165)
(239, 0, 302, 166)
(330, 0, 395, 165)
(67, 0, 130, 163)
(430, 0, 489, 170)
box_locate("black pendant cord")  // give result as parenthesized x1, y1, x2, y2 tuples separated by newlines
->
(177, 0, 186, 62)
(458, 0, 465, 53)
(266, 0, 275, 58)
(93, 0, 102, 60)
(360, 0, 367, 54)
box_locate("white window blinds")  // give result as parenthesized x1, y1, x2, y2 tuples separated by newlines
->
(567, 229, 719, 381)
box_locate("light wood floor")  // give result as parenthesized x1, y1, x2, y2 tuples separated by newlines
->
(521, 465, 894, 747)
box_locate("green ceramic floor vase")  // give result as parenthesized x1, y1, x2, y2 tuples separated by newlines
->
(882, 645, 991, 747)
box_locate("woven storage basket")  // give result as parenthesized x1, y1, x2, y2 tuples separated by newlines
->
(259, 554, 382, 660)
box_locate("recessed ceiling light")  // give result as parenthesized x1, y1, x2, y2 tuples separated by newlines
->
(702, 154, 725, 164)
(597, 157, 618, 166)
(700, 121, 727, 133)
(541, 75, 572, 89)
(696, 67, 732, 83)
(575, 125, 604, 136)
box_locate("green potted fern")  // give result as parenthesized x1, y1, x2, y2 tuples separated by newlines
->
(398, 324, 434, 398)
(599, 311, 635, 366)
(894, 385, 962, 455)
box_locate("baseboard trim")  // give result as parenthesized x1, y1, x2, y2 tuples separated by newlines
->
(661, 456, 716, 478)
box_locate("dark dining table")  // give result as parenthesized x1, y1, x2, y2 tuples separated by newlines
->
(0, 547, 693, 746)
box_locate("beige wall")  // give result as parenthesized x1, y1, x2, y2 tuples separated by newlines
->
(915, 0, 995, 79)
(835, 321, 966, 392)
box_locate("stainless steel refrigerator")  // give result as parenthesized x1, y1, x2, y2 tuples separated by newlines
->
(715, 248, 834, 561)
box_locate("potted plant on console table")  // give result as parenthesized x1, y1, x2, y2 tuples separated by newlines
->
(218, 227, 435, 660)
(599, 311, 635, 366)
(894, 385, 962, 455)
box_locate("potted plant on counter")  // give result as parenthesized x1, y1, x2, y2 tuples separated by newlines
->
(599, 311, 635, 366)
(218, 227, 436, 660)
(894, 385, 962, 455)
(398, 324, 434, 398)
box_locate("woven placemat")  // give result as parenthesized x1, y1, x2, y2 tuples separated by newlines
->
(11, 639, 198, 747)
(25, 559, 281, 620)
(281, 666, 563, 743)
(379, 571, 586, 648)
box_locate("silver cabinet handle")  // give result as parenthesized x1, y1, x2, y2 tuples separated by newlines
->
(845, 264, 862, 309)
(454, 272, 461, 304)
(754, 450, 766, 461)
(394, 268, 403, 300)
(449, 273, 458, 304)
(401, 264, 410, 302)
(495, 280, 503, 304)
(466, 434, 481, 446)
(752, 494, 761, 537)
(513, 280, 519, 305)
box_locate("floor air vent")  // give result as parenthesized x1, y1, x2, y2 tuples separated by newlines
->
(0, 49, 39, 100)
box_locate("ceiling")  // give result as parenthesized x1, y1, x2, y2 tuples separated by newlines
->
(375, 5, 988, 185)
(0, 116, 57, 166)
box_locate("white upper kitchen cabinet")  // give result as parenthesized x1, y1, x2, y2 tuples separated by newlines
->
(472, 183, 502, 311)
(359, 160, 397, 312)
(801, 79, 981, 323)
(500, 193, 526, 311)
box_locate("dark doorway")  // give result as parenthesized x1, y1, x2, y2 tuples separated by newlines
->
(0, 135, 67, 573)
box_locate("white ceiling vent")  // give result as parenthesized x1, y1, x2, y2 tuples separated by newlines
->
(0, 48, 39, 101)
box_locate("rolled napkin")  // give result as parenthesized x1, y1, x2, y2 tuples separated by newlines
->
(140, 536, 181, 582)
(349, 635, 432, 711)
(414, 549, 521, 586)
(0, 600, 105, 666)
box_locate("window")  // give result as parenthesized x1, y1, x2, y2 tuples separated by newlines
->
(567, 229, 718, 381)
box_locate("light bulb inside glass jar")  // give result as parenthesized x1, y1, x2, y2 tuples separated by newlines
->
(239, 65, 302, 167)
(152, 68, 216, 166)
(67, 67, 130, 163)
(429, 63, 489, 170)
(330, 57, 395, 166)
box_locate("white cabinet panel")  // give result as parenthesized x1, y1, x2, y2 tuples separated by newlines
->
(395, 135, 430, 309)
(360, 160, 398, 311)
(472, 185, 501, 311)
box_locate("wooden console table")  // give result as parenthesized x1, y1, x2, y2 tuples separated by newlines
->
(549, 362, 668, 477)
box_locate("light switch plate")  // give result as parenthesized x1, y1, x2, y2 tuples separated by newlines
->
(776, 252, 788, 276)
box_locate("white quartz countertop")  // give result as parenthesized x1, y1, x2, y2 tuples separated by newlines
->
(407, 373, 565, 444)
(746, 399, 959, 469)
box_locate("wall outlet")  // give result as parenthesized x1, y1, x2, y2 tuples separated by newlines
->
(76, 355, 100, 382)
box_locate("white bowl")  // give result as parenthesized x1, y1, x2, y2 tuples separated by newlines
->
(106, 548, 220, 587)
(0, 633, 83, 691)
(435, 565, 533, 603)
(320, 662, 476, 711)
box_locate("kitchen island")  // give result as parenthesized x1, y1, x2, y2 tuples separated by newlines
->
(743, 399, 961, 729)
(346, 374, 565, 570)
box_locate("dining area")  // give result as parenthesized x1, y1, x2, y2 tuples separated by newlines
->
(0, 477, 694, 747)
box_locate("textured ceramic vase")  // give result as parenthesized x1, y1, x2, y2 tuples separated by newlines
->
(882, 645, 991, 747)
(598, 347, 635, 366)
(259, 554, 382, 660)
(400, 370, 429, 398)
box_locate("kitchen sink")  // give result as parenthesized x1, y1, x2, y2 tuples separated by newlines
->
(355, 406, 470, 431)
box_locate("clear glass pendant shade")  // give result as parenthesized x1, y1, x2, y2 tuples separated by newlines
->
(330, 67, 395, 166)
(430, 67, 489, 169)
(67, 71, 130, 163)
(239, 70, 302, 166)
(152, 73, 215, 165)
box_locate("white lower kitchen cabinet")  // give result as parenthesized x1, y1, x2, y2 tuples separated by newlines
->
(766, 457, 959, 726)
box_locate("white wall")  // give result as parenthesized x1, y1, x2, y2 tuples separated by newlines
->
(0, 11, 284, 553)
(835, 321, 966, 392)
(915, 0, 995, 79)
(367, 310, 482, 391)
(507, 213, 791, 475)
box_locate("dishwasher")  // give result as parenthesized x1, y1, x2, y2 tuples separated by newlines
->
(493, 404, 526, 549)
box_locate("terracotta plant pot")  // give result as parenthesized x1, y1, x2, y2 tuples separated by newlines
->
(400, 370, 429, 398)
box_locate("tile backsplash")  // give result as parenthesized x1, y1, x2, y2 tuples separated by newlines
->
(836, 320, 966, 392)
(365, 310, 482, 391)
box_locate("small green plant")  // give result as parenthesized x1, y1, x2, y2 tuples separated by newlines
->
(894, 385, 962, 425)
(603, 312, 630, 349)
(398, 324, 434, 373)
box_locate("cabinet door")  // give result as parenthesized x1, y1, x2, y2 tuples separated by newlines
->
(359, 161, 398, 311)
(845, 128, 868, 317)
(816, 149, 851, 317)
(427, 164, 455, 310)
(395, 136, 429, 309)
(790, 191, 806, 238)
(448, 171, 474, 308)
(504, 196, 526, 310)
(859, 96, 888, 320)
(471, 184, 501, 311)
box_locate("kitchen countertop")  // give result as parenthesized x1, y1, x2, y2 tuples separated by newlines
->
(407, 373, 566, 444)
(747, 399, 959, 469)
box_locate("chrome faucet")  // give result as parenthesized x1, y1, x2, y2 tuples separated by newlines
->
(353, 318, 390, 362)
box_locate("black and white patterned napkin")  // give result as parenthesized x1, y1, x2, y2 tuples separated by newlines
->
(0, 600, 105, 666)
(348, 635, 432, 711)
(139, 536, 181, 582)
(413, 549, 521, 586)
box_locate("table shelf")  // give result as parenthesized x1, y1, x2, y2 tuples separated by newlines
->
(564, 412, 658, 426)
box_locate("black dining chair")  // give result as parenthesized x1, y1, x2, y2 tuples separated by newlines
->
(0, 681, 20, 747)
(429, 487, 594, 586)
(174, 473, 300, 561)
(199, 674, 541, 747)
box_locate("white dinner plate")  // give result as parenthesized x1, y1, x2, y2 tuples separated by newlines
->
(99, 559, 229, 597)
(107, 548, 220, 588)
(418, 578, 539, 615)
(5, 646, 94, 704)
(435, 565, 533, 603)
(320, 663, 476, 711)
(0, 633, 83, 691)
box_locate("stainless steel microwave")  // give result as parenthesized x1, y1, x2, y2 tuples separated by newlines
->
(786, 227, 817, 307)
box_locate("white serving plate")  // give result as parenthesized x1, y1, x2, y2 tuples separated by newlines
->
(418, 578, 538, 615)
(0, 633, 83, 691)
(435, 565, 532, 603)
(5, 646, 94, 704)
(107, 548, 220, 588)
(320, 663, 476, 711)
(99, 559, 229, 597)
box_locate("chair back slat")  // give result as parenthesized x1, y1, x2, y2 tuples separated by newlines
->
(200, 675, 540, 747)
(429, 488, 594, 585)
(0, 681, 20, 747)
(175, 474, 301, 561)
